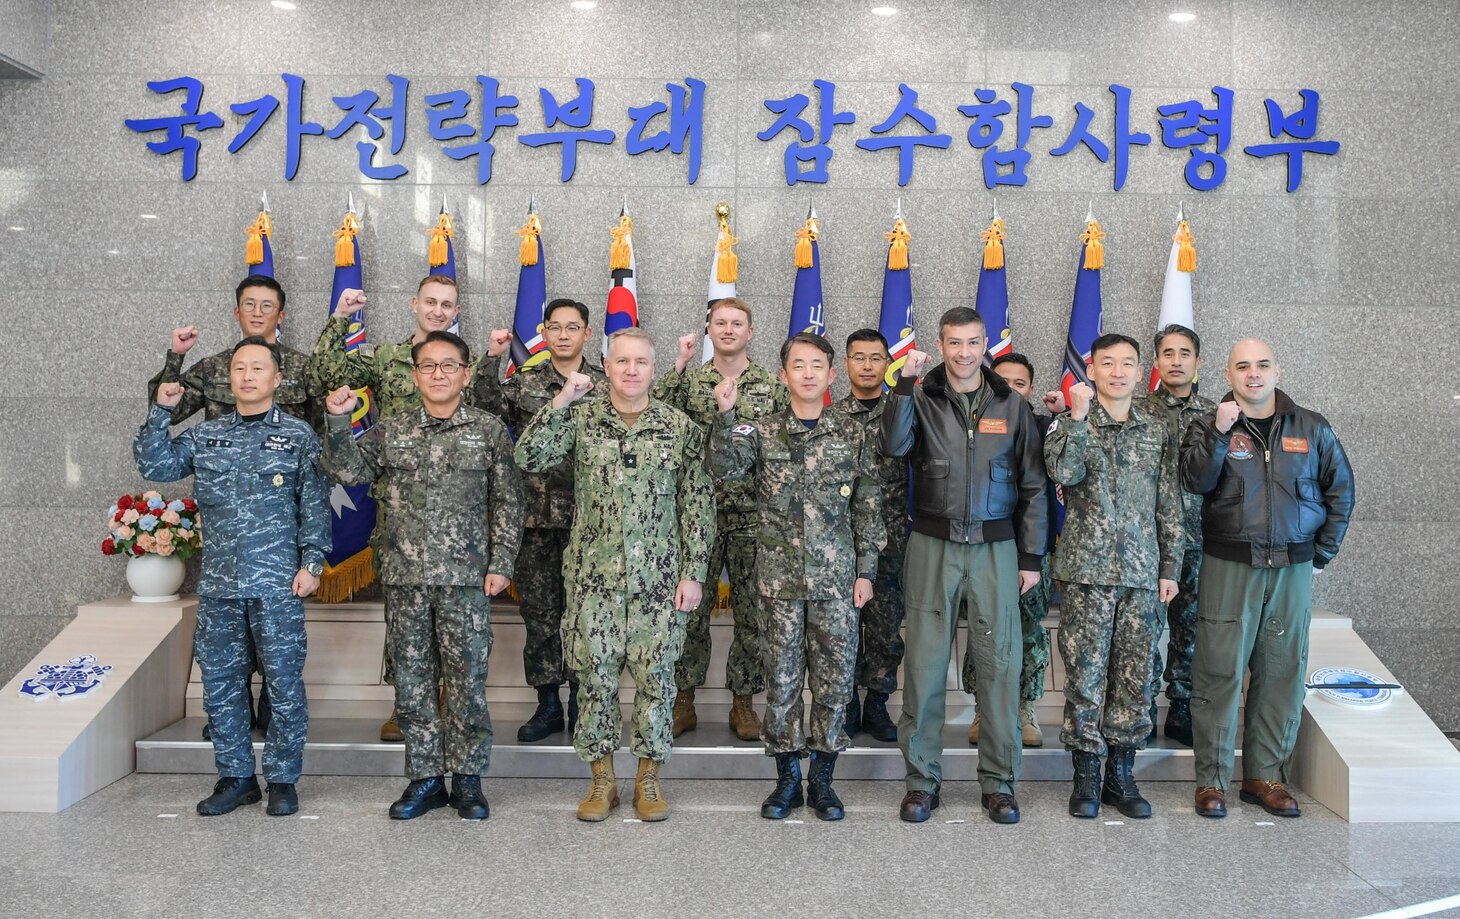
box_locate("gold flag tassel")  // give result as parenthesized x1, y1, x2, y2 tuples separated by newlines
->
(716, 208, 739, 283)
(609, 214, 633, 270)
(1174, 220, 1196, 273)
(1081, 220, 1106, 270)
(517, 213, 543, 266)
(794, 217, 818, 269)
(245, 209, 272, 267)
(315, 547, 375, 604)
(333, 211, 360, 268)
(428, 211, 455, 268)
(886, 218, 911, 270)
(981, 217, 1006, 270)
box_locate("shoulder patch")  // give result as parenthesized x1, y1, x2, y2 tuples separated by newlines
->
(1047, 420, 1059, 436)
(731, 424, 755, 436)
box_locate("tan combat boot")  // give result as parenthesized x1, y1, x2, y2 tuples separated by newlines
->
(967, 709, 981, 745)
(1020, 699, 1044, 747)
(671, 689, 698, 737)
(576, 757, 620, 822)
(633, 758, 670, 821)
(380, 708, 404, 743)
(729, 693, 762, 741)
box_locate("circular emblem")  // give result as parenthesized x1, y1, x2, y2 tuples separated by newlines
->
(1308, 667, 1395, 708)
(272, 473, 285, 486)
(839, 484, 852, 497)
(1229, 433, 1254, 460)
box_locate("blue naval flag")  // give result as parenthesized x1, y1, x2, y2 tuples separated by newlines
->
(244, 193, 274, 278)
(877, 214, 916, 388)
(1053, 213, 1108, 533)
(508, 204, 550, 377)
(427, 199, 460, 336)
(977, 209, 1012, 365)
(789, 208, 826, 340)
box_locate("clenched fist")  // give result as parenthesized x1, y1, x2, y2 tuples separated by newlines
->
(171, 326, 199, 355)
(553, 371, 595, 409)
(332, 288, 367, 320)
(1215, 401, 1242, 434)
(487, 328, 513, 358)
(326, 385, 358, 416)
(155, 382, 184, 408)
(714, 375, 738, 413)
(675, 332, 698, 372)
(1042, 390, 1067, 415)
(902, 349, 933, 380)
(1067, 382, 1094, 421)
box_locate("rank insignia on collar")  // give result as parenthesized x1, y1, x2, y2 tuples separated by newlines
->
(839, 484, 852, 497)
(273, 473, 285, 486)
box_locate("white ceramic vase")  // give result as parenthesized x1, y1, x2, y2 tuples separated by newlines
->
(125, 553, 185, 602)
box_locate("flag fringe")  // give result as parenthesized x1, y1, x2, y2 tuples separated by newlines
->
(1174, 220, 1196, 273)
(245, 210, 272, 267)
(517, 214, 542, 266)
(716, 214, 739, 283)
(981, 217, 1006, 270)
(333, 211, 360, 268)
(315, 547, 376, 604)
(714, 579, 732, 616)
(794, 219, 818, 269)
(1081, 220, 1106, 270)
(886, 218, 911, 270)
(610, 215, 633, 270)
(428, 212, 454, 268)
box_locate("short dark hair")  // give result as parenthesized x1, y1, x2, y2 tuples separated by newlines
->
(545, 298, 590, 326)
(236, 274, 285, 312)
(845, 328, 889, 352)
(992, 352, 1035, 380)
(412, 330, 471, 364)
(938, 307, 985, 337)
(417, 274, 459, 293)
(780, 332, 834, 367)
(232, 335, 281, 371)
(1154, 323, 1201, 357)
(1090, 332, 1141, 360)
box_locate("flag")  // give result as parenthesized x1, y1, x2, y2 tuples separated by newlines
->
(508, 200, 550, 378)
(318, 195, 378, 602)
(244, 192, 274, 278)
(788, 206, 829, 405)
(427, 198, 460, 336)
(603, 203, 639, 356)
(1059, 213, 1106, 403)
(1151, 207, 1197, 391)
(877, 213, 916, 388)
(976, 205, 1012, 365)
(704, 202, 737, 363)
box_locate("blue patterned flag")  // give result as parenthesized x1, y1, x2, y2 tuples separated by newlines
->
(877, 213, 915, 388)
(976, 207, 1012, 365)
(789, 207, 826, 339)
(426, 198, 460, 336)
(1060, 215, 1106, 403)
(508, 203, 550, 378)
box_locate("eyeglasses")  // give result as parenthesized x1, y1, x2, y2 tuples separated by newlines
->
(848, 354, 889, 365)
(238, 302, 280, 314)
(414, 360, 466, 375)
(544, 323, 585, 335)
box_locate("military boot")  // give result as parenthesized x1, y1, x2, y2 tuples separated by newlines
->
(577, 757, 620, 822)
(1068, 751, 1101, 818)
(566, 681, 580, 734)
(633, 758, 670, 822)
(806, 751, 845, 821)
(389, 776, 449, 820)
(1164, 698, 1194, 747)
(761, 753, 804, 819)
(450, 773, 489, 820)
(265, 782, 298, 817)
(196, 776, 262, 816)
(1020, 699, 1044, 747)
(729, 693, 761, 741)
(517, 684, 565, 742)
(1101, 746, 1152, 819)
(671, 688, 698, 737)
(862, 690, 898, 742)
(843, 689, 862, 737)
(380, 708, 404, 743)
(967, 709, 981, 746)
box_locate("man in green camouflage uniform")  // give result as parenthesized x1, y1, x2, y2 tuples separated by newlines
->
(1143, 324, 1217, 747)
(321, 331, 523, 822)
(712, 333, 884, 822)
(475, 299, 608, 743)
(516, 329, 715, 823)
(311, 276, 465, 741)
(653, 298, 788, 740)
(1045, 334, 1183, 820)
(832, 330, 908, 744)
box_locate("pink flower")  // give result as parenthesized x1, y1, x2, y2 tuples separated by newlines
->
(115, 525, 134, 539)
(155, 529, 174, 544)
(157, 542, 176, 556)
(121, 509, 140, 525)
(161, 510, 181, 525)
(142, 490, 162, 501)
(136, 533, 157, 553)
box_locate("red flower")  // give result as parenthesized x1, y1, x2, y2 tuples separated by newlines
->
(117, 494, 135, 510)
(131, 544, 145, 556)
(113, 510, 125, 522)
(181, 498, 197, 511)
(101, 538, 116, 555)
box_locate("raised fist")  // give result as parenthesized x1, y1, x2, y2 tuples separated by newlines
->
(1067, 382, 1094, 421)
(1042, 390, 1067, 415)
(332, 288, 367, 320)
(714, 375, 738, 414)
(155, 382, 184, 408)
(1215, 401, 1241, 434)
(553, 371, 594, 409)
(487, 328, 513, 358)
(171, 326, 199, 355)
(902, 349, 933, 380)
(326, 385, 358, 416)
(676, 332, 698, 371)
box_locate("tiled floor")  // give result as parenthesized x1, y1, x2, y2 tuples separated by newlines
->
(2, 774, 1457, 918)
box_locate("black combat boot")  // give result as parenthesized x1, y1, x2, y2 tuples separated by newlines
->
(196, 776, 262, 816)
(389, 776, 449, 819)
(862, 690, 898, 742)
(517, 685, 566, 742)
(1068, 751, 1101, 818)
(1164, 698, 1193, 747)
(1101, 746, 1152, 819)
(566, 681, 580, 734)
(806, 751, 845, 821)
(265, 782, 298, 816)
(843, 690, 862, 737)
(450, 773, 490, 820)
(761, 752, 804, 820)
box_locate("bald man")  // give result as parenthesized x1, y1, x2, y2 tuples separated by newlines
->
(1179, 340, 1354, 819)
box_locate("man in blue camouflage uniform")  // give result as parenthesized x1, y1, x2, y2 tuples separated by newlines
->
(136, 337, 331, 818)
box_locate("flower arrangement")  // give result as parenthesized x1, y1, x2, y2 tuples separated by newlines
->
(102, 491, 202, 560)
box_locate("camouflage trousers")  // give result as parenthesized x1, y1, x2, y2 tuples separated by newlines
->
(195, 595, 307, 783)
(1056, 582, 1159, 756)
(762, 596, 858, 756)
(676, 517, 764, 696)
(384, 585, 494, 779)
(564, 583, 686, 764)
(516, 526, 570, 688)
(1150, 547, 1204, 702)
(854, 545, 906, 695)
(961, 553, 1052, 702)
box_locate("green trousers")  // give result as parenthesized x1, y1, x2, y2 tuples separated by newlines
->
(1190, 554, 1313, 790)
(900, 532, 1022, 796)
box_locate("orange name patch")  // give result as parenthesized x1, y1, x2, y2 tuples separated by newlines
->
(1281, 437, 1309, 453)
(978, 418, 1009, 434)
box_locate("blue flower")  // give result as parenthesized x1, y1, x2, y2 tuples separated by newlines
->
(179, 518, 193, 529)
(167, 500, 185, 513)
(147, 497, 165, 510)
(138, 515, 159, 532)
